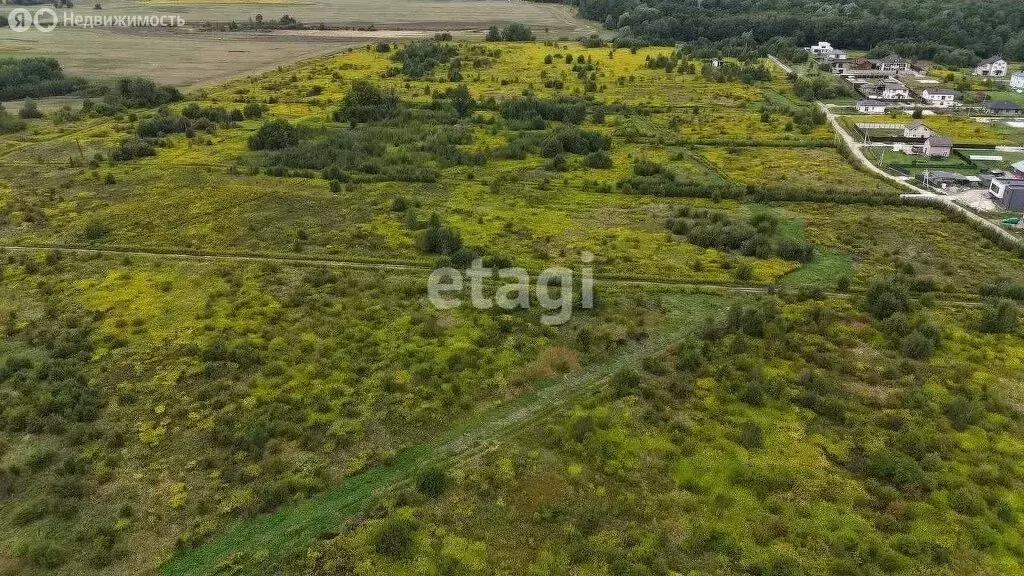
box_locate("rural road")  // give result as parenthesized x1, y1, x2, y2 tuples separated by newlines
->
(816, 103, 1024, 248)
(767, 55, 794, 75)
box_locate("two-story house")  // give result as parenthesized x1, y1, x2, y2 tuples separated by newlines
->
(973, 56, 1008, 77)
(881, 80, 910, 100)
(1012, 71, 1024, 91)
(904, 120, 933, 139)
(874, 54, 912, 73)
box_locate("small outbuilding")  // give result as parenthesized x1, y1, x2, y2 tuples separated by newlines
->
(986, 101, 1022, 114)
(990, 179, 1024, 210)
(856, 100, 887, 113)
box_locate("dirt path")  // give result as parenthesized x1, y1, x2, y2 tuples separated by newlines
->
(0, 242, 988, 308)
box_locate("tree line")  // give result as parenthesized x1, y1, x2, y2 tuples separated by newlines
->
(576, 0, 1024, 62)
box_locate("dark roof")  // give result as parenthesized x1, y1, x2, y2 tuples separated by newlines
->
(924, 88, 961, 96)
(856, 100, 885, 107)
(878, 54, 910, 64)
(926, 171, 970, 181)
(977, 55, 1006, 66)
(986, 100, 1021, 111)
(907, 119, 927, 129)
(926, 135, 953, 147)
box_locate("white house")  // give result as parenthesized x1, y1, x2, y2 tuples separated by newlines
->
(973, 56, 1008, 77)
(923, 134, 952, 158)
(875, 54, 912, 73)
(904, 120, 933, 139)
(809, 41, 834, 55)
(921, 88, 961, 107)
(856, 100, 887, 113)
(1012, 71, 1024, 91)
(881, 81, 910, 100)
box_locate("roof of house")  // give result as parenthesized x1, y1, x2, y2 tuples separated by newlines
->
(994, 178, 1024, 190)
(1013, 71, 1024, 78)
(1012, 160, 1024, 172)
(977, 55, 1006, 66)
(883, 81, 907, 89)
(878, 54, 909, 64)
(927, 171, 979, 183)
(926, 135, 953, 147)
(987, 100, 1022, 111)
(907, 119, 928, 129)
(856, 100, 885, 107)
(923, 88, 961, 96)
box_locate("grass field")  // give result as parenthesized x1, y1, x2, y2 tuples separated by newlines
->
(844, 114, 1022, 145)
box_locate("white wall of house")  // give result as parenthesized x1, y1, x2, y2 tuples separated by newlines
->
(922, 91, 959, 107)
(974, 59, 1008, 76)
(882, 87, 909, 100)
(857, 103, 886, 113)
(924, 142, 951, 157)
(810, 41, 833, 54)
(904, 125, 932, 139)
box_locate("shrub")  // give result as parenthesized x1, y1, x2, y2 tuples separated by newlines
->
(418, 214, 462, 255)
(735, 262, 753, 282)
(136, 111, 188, 137)
(333, 80, 402, 123)
(501, 22, 535, 41)
(580, 150, 611, 168)
(979, 299, 1018, 334)
(416, 466, 447, 498)
(248, 119, 298, 151)
(0, 57, 87, 101)
(18, 99, 42, 119)
(242, 102, 266, 119)
(611, 368, 642, 397)
(373, 517, 418, 558)
(0, 106, 26, 134)
(390, 196, 410, 212)
(901, 330, 935, 359)
(499, 95, 589, 125)
(104, 77, 181, 109)
(945, 396, 984, 430)
(981, 278, 1024, 301)
(864, 277, 910, 320)
(111, 137, 155, 161)
(388, 41, 458, 79)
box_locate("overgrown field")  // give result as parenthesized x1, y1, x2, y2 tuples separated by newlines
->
(0, 41, 919, 289)
(0, 39, 1023, 576)
(210, 294, 1024, 575)
(0, 249, 684, 574)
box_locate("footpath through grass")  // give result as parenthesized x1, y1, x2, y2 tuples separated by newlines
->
(160, 293, 728, 576)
